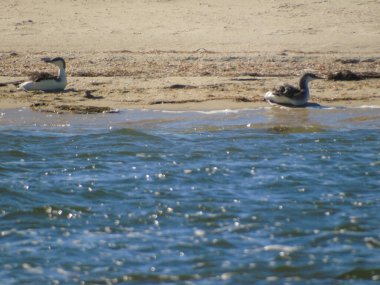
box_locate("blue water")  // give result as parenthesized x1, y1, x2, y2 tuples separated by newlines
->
(1, 107, 380, 285)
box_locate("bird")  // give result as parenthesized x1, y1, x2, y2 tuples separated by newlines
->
(18, 57, 67, 92)
(264, 73, 322, 106)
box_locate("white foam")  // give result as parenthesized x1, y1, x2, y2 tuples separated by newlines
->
(161, 107, 266, 115)
(356, 105, 380, 109)
(263, 244, 300, 253)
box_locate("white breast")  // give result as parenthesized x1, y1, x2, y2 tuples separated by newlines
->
(264, 91, 308, 106)
(19, 78, 67, 92)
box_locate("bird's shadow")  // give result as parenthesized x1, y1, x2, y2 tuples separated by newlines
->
(266, 101, 331, 109)
(300, 102, 324, 109)
(62, 88, 78, 93)
(28, 88, 79, 94)
(84, 90, 104, 100)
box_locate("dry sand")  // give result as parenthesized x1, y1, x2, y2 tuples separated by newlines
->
(0, 0, 379, 113)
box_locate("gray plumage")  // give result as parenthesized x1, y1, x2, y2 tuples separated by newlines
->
(265, 73, 322, 106)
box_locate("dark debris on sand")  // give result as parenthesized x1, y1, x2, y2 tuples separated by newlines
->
(328, 70, 380, 81)
(234, 96, 254, 102)
(165, 84, 197, 89)
(31, 102, 119, 114)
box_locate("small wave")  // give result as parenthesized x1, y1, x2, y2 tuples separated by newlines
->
(0, 149, 32, 159)
(85, 273, 203, 283)
(109, 128, 168, 144)
(337, 268, 380, 280)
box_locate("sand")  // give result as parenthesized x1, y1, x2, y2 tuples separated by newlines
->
(0, 0, 379, 113)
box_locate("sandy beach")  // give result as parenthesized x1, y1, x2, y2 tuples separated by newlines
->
(0, 0, 379, 113)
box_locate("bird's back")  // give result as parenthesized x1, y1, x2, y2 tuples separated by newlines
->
(29, 72, 58, 82)
(273, 84, 301, 98)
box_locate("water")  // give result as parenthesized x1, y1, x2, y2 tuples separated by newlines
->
(1, 107, 380, 285)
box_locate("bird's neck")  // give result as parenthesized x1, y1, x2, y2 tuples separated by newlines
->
(57, 66, 66, 81)
(299, 77, 310, 91)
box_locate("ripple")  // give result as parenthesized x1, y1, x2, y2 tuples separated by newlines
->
(337, 268, 380, 280)
(1, 108, 380, 284)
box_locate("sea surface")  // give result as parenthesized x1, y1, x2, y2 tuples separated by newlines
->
(1, 106, 380, 285)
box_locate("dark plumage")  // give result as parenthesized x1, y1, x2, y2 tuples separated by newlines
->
(29, 71, 59, 82)
(272, 84, 304, 99)
(27, 57, 67, 82)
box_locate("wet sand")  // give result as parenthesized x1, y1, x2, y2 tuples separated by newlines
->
(0, 0, 379, 113)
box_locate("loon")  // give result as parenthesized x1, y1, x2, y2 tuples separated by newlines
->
(19, 57, 67, 92)
(264, 73, 322, 106)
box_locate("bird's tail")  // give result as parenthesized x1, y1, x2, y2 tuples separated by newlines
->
(0, 80, 24, 87)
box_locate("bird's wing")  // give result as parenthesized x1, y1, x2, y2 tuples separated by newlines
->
(273, 84, 301, 98)
(29, 72, 57, 82)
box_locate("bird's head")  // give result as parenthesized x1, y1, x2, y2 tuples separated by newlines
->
(41, 57, 66, 69)
(303, 73, 323, 81)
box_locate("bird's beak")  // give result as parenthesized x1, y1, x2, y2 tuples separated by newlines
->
(41, 57, 52, 63)
(315, 75, 325, 80)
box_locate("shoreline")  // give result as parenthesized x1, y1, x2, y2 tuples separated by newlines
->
(2, 104, 380, 134)
(1, 98, 380, 115)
